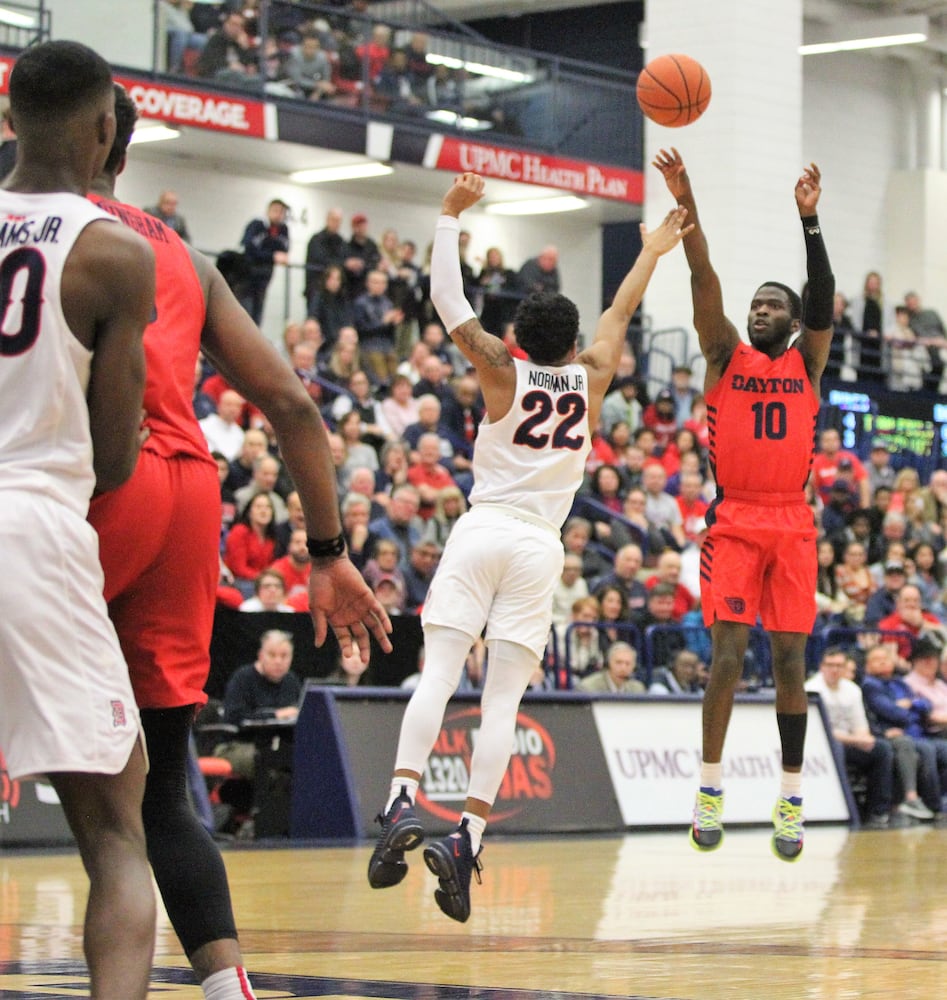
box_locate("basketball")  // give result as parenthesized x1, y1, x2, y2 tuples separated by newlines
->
(636, 53, 711, 128)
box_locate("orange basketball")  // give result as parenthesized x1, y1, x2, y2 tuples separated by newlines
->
(636, 53, 711, 128)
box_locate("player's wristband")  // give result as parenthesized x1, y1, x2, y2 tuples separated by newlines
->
(801, 215, 834, 330)
(306, 532, 346, 560)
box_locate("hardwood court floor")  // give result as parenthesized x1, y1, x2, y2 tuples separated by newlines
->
(2, 823, 946, 999)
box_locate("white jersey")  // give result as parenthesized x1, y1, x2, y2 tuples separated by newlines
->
(0, 190, 113, 516)
(469, 356, 591, 530)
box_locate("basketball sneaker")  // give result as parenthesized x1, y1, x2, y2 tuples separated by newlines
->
(771, 795, 804, 862)
(367, 786, 424, 889)
(689, 787, 724, 851)
(422, 818, 483, 923)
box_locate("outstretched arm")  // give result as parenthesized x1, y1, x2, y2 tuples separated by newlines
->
(577, 206, 692, 420)
(430, 173, 515, 420)
(653, 147, 740, 385)
(792, 164, 836, 387)
(192, 248, 392, 662)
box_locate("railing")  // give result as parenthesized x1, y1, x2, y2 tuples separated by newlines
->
(150, 0, 640, 168)
(0, 1, 49, 48)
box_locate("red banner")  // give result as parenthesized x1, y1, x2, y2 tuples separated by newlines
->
(115, 74, 268, 139)
(427, 135, 643, 204)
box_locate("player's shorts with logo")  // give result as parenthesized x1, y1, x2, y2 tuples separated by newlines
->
(89, 450, 220, 709)
(0, 491, 141, 780)
(422, 502, 564, 659)
(700, 490, 816, 634)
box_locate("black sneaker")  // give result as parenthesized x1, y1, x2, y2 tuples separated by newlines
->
(367, 786, 424, 889)
(422, 818, 483, 923)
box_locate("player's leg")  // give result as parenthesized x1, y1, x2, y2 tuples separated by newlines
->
(423, 637, 538, 923)
(49, 742, 155, 1000)
(368, 622, 473, 889)
(769, 630, 809, 860)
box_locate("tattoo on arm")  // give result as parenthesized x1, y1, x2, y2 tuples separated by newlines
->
(451, 318, 511, 368)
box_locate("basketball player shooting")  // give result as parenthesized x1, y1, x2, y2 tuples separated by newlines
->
(653, 147, 835, 862)
(367, 172, 691, 922)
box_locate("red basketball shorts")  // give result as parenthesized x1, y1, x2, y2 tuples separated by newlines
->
(700, 494, 817, 634)
(89, 450, 221, 709)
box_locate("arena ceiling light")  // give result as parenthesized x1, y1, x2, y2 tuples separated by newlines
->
(128, 124, 181, 144)
(800, 14, 928, 55)
(426, 54, 533, 84)
(485, 195, 588, 216)
(0, 7, 36, 28)
(288, 162, 394, 184)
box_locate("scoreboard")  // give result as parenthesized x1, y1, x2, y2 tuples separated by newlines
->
(826, 389, 947, 463)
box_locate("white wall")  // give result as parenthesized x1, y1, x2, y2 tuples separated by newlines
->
(115, 153, 602, 345)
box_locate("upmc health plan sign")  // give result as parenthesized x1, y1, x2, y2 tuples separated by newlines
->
(593, 697, 851, 826)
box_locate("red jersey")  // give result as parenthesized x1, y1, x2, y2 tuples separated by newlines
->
(88, 195, 213, 466)
(811, 449, 867, 504)
(705, 344, 819, 496)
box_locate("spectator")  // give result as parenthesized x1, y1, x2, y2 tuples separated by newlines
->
(286, 32, 335, 100)
(234, 454, 289, 522)
(675, 470, 710, 545)
(600, 374, 642, 437)
(356, 23, 392, 84)
(273, 488, 306, 558)
(889, 466, 923, 519)
(811, 427, 870, 508)
(562, 515, 613, 584)
(441, 374, 483, 452)
(919, 468, 947, 526)
(239, 197, 290, 324)
(606, 485, 665, 555)
(642, 462, 686, 551)
(645, 549, 695, 621)
(330, 369, 392, 450)
(305, 208, 347, 307)
(683, 393, 710, 454)
(143, 188, 190, 240)
(402, 539, 441, 611)
(904, 290, 947, 393)
(420, 319, 465, 374)
(592, 541, 648, 621)
(863, 559, 907, 628)
(805, 646, 895, 828)
(411, 352, 454, 404)
(904, 635, 947, 742)
(878, 584, 947, 665)
(557, 596, 605, 683)
(649, 649, 705, 696)
(400, 31, 434, 89)
(577, 641, 645, 694)
(378, 374, 419, 441)
(516, 244, 560, 295)
(0, 106, 14, 180)
(861, 644, 943, 822)
(368, 484, 425, 569)
(341, 492, 376, 572)
(886, 305, 928, 392)
(375, 439, 411, 502)
(375, 49, 424, 114)
(238, 569, 295, 612)
(641, 388, 678, 451)
(224, 491, 278, 597)
(353, 269, 403, 382)
(268, 527, 311, 602)
(422, 485, 467, 549)
(638, 582, 687, 671)
(833, 541, 875, 624)
(668, 363, 699, 425)
(197, 9, 256, 82)
(815, 536, 850, 625)
(551, 553, 589, 628)
(344, 211, 381, 296)
(402, 394, 472, 487)
(225, 426, 269, 493)
(476, 246, 519, 334)
(336, 409, 380, 477)
(407, 432, 458, 519)
(866, 439, 897, 496)
(373, 573, 408, 616)
(199, 388, 245, 461)
(908, 541, 946, 621)
(214, 630, 301, 781)
(424, 63, 462, 115)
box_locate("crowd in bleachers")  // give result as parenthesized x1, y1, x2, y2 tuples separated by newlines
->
(160, 0, 521, 131)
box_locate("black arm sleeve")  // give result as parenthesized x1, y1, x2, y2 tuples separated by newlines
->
(801, 214, 835, 330)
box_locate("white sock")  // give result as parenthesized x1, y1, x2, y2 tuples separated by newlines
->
(780, 770, 802, 800)
(202, 966, 256, 1000)
(461, 812, 487, 855)
(700, 762, 723, 792)
(386, 776, 419, 813)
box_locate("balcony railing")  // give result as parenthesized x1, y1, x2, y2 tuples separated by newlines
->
(152, 0, 640, 169)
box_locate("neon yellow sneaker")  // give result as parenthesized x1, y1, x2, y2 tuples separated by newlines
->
(771, 796, 804, 862)
(689, 787, 724, 852)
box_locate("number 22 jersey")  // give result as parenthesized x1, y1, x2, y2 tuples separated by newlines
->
(705, 343, 819, 497)
(469, 356, 591, 530)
